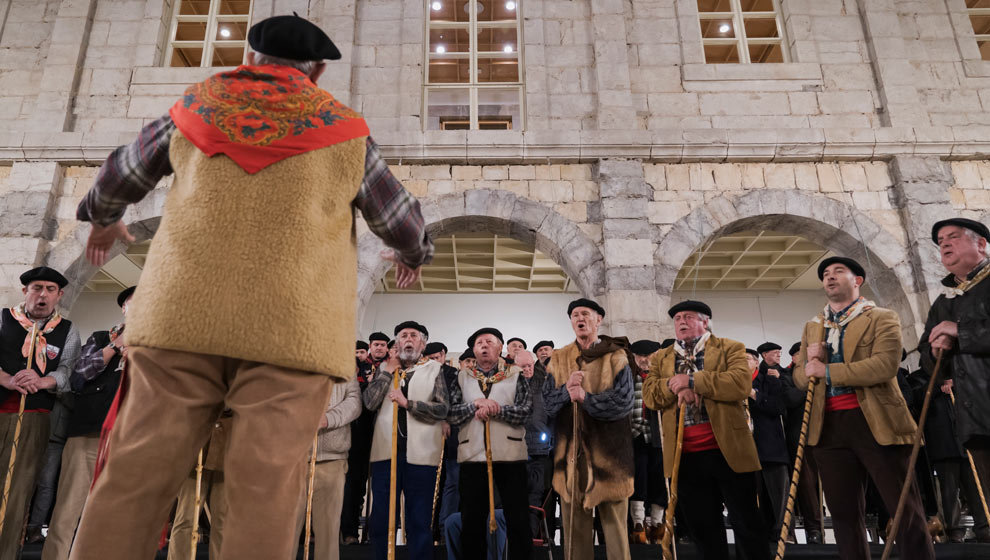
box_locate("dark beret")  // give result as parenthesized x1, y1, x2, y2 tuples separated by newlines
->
(757, 342, 782, 354)
(248, 14, 341, 61)
(533, 340, 554, 352)
(468, 327, 504, 348)
(567, 298, 605, 318)
(630, 340, 662, 356)
(424, 342, 448, 356)
(506, 337, 527, 349)
(667, 300, 712, 318)
(356, 340, 369, 351)
(368, 332, 390, 343)
(387, 339, 395, 349)
(394, 321, 428, 337)
(817, 256, 865, 280)
(660, 338, 675, 349)
(788, 342, 801, 356)
(117, 286, 136, 308)
(745, 348, 760, 358)
(931, 217, 990, 244)
(902, 348, 908, 362)
(459, 348, 475, 361)
(20, 267, 67, 289)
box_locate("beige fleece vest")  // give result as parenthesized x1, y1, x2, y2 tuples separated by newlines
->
(370, 360, 444, 466)
(125, 131, 366, 380)
(456, 368, 527, 463)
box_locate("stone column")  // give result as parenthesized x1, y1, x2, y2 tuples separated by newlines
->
(596, 159, 661, 341)
(311, 0, 357, 105)
(589, 0, 636, 129)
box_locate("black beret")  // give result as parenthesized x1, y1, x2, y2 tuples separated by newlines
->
(248, 14, 341, 61)
(468, 327, 504, 348)
(356, 340, 369, 351)
(116, 286, 136, 308)
(387, 339, 395, 349)
(931, 218, 990, 244)
(533, 340, 554, 352)
(20, 267, 67, 289)
(757, 342, 782, 354)
(424, 342, 448, 356)
(368, 332, 390, 343)
(459, 348, 475, 361)
(567, 298, 605, 318)
(667, 300, 712, 318)
(630, 340, 662, 356)
(506, 337, 527, 348)
(817, 256, 865, 280)
(745, 348, 760, 358)
(902, 348, 908, 362)
(660, 338, 675, 349)
(788, 342, 801, 356)
(393, 321, 428, 337)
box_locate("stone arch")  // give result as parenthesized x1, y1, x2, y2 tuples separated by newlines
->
(654, 189, 925, 347)
(355, 189, 607, 322)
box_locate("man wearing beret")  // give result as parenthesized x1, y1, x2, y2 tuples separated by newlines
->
(542, 298, 634, 560)
(363, 321, 448, 560)
(921, 218, 990, 504)
(356, 341, 369, 363)
(534, 341, 554, 366)
(643, 300, 768, 560)
(71, 14, 433, 560)
(505, 337, 527, 365)
(448, 327, 532, 559)
(793, 257, 932, 560)
(628, 340, 666, 544)
(751, 342, 789, 543)
(0, 267, 81, 559)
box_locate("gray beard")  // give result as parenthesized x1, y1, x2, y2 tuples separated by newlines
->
(398, 347, 421, 364)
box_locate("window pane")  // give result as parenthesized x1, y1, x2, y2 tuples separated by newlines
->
(430, 27, 470, 53)
(429, 58, 471, 83)
(972, 14, 990, 35)
(743, 17, 779, 39)
(478, 87, 520, 129)
(979, 40, 990, 60)
(429, 0, 470, 23)
(698, 0, 731, 12)
(178, 0, 211, 15)
(212, 46, 245, 66)
(703, 43, 739, 63)
(426, 88, 470, 130)
(218, 0, 251, 14)
(491, 0, 518, 21)
(478, 56, 518, 82)
(175, 21, 207, 41)
(477, 26, 517, 52)
(215, 20, 248, 41)
(700, 19, 735, 38)
(968, 0, 990, 8)
(171, 47, 204, 67)
(739, 0, 774, 11)
(748, 42, 783, 63)
(476, 0, 494, 22)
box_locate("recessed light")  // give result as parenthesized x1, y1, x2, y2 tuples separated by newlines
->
(219, 27, 231, 38)
(718, 23, 731, 33)
(506, 1, 516, 9)
(503, 44, 513, 52)
(432, 1, 442, 10)
(436, 45, 446, 54)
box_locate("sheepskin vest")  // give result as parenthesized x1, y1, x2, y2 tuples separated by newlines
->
(124, 131, 366, 380)
(548, 341, 635, 510)
(370, 360, 444, 466)
(456, 367, 528, 463)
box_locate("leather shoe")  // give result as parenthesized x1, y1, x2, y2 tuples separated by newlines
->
(806, 531, 823, 545)
(25, 526, 44, 544)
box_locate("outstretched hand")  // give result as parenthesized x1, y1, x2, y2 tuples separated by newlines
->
(86, 221, 135, 266)
(381, 250, 422, 289)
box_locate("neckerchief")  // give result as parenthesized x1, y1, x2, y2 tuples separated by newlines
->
(944, 258, 990, 299)
(817, 296, 876, 354)
(467, 360, 512, 393)
(395, 357, 430, 388)
(9, 304, 63, 373)
(169, 64, 369, 174)
(672, 332, 711, 373)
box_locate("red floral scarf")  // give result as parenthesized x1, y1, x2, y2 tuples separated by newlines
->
(169, 64, 369, 174)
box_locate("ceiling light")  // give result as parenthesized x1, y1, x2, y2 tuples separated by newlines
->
(432, 1, 442, 10)
(506, 1, 516, 9)
(219, 27, 231, 38)
(436, 45, 446, 54)
(503, 44, 513, 52)
(718, 23, 731, 33)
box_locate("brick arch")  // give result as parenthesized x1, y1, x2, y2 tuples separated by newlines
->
(654, 189, 924, 347)
(355, 189, 607, 322)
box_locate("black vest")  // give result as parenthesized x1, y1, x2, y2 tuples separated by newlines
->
(0, 309, 72, 412)
(66, 331, 122, 438)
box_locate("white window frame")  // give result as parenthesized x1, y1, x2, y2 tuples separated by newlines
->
(698, 0, 789, 64)
(423, 0, 525, 130)
(164, 0, 253, 68)
(968, 5, 990, 61)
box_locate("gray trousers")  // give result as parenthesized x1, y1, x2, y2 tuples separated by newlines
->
(28, 439, 66, 528)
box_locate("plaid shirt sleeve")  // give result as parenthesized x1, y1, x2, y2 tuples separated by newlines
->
(77, 115, 176, 226)
(493, 374, 532, 426)
(446, 376, 476, 427)
(70, 333, 110, 392)
(407, 371, 450, 423)
(354, 137, 434, 268)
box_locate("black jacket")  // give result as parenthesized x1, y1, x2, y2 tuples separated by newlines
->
(525, 361, 553, 456)
(750, 363, 789, 465)
(920, 262, 990, 447)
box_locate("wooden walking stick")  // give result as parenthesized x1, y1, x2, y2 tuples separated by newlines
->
(387, 371, 401, 560)
(948, 388, 990, 526)
(430, 436, 446, 534)
(484, 420, 496, 534)
(881, 353, 944, 560)
(190, 448, 204, 560)
(660, 402, 686, 560)
(303, 434, 318, 560)
(565, 389, 580, 558)
(0, 325, 36, 529)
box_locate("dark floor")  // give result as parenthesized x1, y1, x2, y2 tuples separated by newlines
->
(17, 542, 990, 559)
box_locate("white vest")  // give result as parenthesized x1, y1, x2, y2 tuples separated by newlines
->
(370, 360, 444, 466)
(456, 367, 528, 463)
